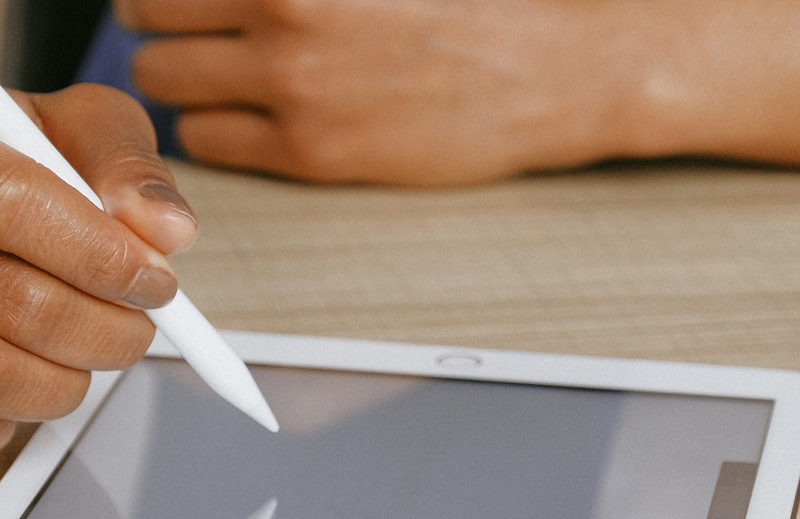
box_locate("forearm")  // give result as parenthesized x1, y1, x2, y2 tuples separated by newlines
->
(627, 0, 800, 164)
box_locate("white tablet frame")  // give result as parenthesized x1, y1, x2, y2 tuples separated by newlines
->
(2, 330, 800, 519)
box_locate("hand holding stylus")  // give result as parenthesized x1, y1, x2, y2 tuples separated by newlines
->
(0, 84, 277, 451)
(0, 85, 278, 432)
(0, 85, 194, 448)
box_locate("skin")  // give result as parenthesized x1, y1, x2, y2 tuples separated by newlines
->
(0, 85, 197, 448)
(2, 0, 792, 450)
(113, 0, 800, 186)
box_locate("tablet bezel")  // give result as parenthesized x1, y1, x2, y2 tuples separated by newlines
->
(2, 330, 800, 519)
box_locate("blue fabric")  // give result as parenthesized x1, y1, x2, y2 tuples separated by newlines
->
(76, 9, 181, 155)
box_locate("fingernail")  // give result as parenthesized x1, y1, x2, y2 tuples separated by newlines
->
(138, 182, 196, 226)
(124, 263, 178, 309)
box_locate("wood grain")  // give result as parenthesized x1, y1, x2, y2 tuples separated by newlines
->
(170, 160, 800, 370)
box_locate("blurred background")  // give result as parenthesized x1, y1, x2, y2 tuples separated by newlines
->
(0, 0, 107, 91)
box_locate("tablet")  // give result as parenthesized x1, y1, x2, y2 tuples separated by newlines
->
(2, 330, 800, 519)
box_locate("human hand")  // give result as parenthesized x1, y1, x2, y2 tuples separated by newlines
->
(114, 0, 648, 186)
(0, 84, 197, 448)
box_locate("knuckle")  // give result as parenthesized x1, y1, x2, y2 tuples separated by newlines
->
(64, 82, 127, 104)
(0, 158, 38, 243)
(267, 46, 323, 105)
(95, 143, 167, 186)
(0, 252, 155, 369)
(0, 261, 51, 331)
(70, 84, 147, 124)
(283, 124, 354, 182)
(81, 230, 134, 291)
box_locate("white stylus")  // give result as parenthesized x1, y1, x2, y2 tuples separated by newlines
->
(0, 87, 279, 433)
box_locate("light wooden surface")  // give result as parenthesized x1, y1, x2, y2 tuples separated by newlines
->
(170, 159, 800, 370)
(3, 158, 800, 510)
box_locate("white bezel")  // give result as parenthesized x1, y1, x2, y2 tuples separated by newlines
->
(2, 330, 800, 518)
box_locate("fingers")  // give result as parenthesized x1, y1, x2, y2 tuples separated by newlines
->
(0, 141, 176, 309)
(178, 109, 294, 174)
(15, 86, 197, 256)
(0, 253, 154, 371)
(0, 85, 185, 428)
(0, 339, 91, 421)
(113, 0, 248, 33)
(133, 37, 272, 108)
(178, 109, 364, 183)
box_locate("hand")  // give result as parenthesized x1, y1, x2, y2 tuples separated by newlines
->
(0, 84, 197, 448)
(114, 0, 650, 186)
(116, 0, 800, 185)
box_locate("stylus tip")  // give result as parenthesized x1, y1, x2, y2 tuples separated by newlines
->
(251, 400, 280, 433)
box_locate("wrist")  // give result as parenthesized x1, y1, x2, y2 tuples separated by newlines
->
(623, 2, 800, 164)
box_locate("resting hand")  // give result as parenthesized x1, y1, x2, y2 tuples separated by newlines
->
(0, 85, 197, 448)
(113, 0, 652, 186)
(116, 0, 800, 185)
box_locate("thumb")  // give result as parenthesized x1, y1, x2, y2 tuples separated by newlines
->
(11, 85, 197, 255)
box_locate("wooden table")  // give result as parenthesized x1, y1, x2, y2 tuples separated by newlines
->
(3, 158, 800, 502)
(170, 159, 800, 368)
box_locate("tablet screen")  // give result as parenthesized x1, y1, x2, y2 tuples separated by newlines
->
(25, 358, 771, 518)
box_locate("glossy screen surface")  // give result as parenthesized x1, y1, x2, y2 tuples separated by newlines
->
(26, 359, 771, 518)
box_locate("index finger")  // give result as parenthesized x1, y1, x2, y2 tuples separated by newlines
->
(113, 0, 249, 33)
(0, 142, 177, 309)
(15, 85, 198, 255)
